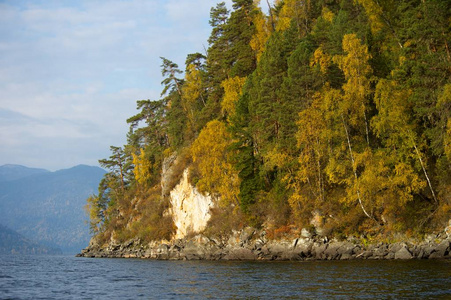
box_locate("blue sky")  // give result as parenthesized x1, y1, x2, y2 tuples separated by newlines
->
(0, 0, 235, 171)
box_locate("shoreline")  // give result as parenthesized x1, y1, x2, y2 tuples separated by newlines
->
(77, 228, 451, 261)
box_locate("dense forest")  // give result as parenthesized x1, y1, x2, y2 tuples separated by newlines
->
(87, 0, 451, 244)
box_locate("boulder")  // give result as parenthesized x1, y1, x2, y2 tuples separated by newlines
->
(336, 242, 357, 257)
(312, 242, 328, 260)
(324, 242, 343, 260)
(240, 227, 255, 245)
(223, 248, 256, 260)
(429, 240, 450, 259)
(180, 240, 204, 260)
(266, 240, 292, 259)
(421, 243, 437, 258)
(294, 238, 313, 259)
(394, 246, 413, 260)
(389, 242, 403, 254)
(373, 244, 388, 258)
(385, 252, 395, 260)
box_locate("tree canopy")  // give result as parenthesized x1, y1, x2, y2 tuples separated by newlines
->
(88, 0, 451, 244)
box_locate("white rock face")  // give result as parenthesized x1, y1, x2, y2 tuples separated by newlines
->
(169, 169, 214, 239)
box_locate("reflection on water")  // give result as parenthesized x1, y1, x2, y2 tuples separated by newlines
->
(1, 255, 450, 299)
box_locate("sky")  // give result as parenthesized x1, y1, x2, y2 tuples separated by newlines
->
(0, 0, 236, 171)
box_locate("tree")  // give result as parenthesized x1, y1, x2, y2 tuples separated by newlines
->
(132, 148, 152, 186)
(250, 6, 271, 62)
(182, 63, 206, 135)
(289, 95, 328, 222)
(332, 33, 374, 220)
(85, 194, 105, 234)
(191, 120, 240, 206)
(371, 78, 433, 207)
(221, 76, 246, 119)
(225, 0, 258, 78)
(99, 146, 130, 191)
(126, 99, 168, 151)
(333, 33, 372, 145)
(276, 0, 314, 36)
(229, 89, 263, 212)
(159, 58, 187, 148)
(202, 2, 231, 124)
(160, 57, 183, 97)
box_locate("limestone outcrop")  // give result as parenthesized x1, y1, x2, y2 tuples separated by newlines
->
(169, 169, 214, 239)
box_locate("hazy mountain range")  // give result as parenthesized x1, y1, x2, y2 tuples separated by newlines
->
(0, 223, 61, 255)
(0, 164, 105, 254)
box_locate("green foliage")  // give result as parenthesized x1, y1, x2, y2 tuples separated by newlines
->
(88, 0, 451, 243)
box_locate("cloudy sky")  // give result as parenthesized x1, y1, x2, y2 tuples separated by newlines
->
(0, 0, 235, 171)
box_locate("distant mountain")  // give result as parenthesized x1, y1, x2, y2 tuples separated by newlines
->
(0, 164, 106, 253)
(0, 223, 61, 255)
(0, 164, 50, 182)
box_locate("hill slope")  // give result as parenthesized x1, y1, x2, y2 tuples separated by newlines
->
(0, 164, 49, 182)
(0, 165, 105, 253)
(0, 223, 61, 255)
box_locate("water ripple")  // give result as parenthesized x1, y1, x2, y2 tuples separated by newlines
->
(0, 255, 450, 299)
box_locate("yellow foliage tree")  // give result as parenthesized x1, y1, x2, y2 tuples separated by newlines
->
(276, 0, 311, 35)
(334, 33, 372, 136)
(372, 79, 436, 206)
(327, 34, 374, 220)
(85, 195, 103, 234)
(310, 47, 331, 74)
(355, 0, 385, 34)
(132, 148, 152, 186)
(321, 6, 334, 23)
(288, 94, 328, 221)
(438, 84, 451, 160)
(250, 8, 271, 62)
(182, 64, 204, 131)
(191, 120, 240, 206)
(221, 76, 246, 119)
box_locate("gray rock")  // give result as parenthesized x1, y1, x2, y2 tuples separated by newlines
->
(389, 242, 403, 254)
(421, 243, 436, 258)
(301, 228, 312, 238)
(312, 242, 328, 259)
(324, 242, 343, 260)
(340, 253, 352, 260)
(373, 244, 388, 258)
(436, 240, 450, 256)
(395, 246, 413, 259)
(385, 252, 395, 259)
(223, 248, 256, 260)
(429, 240, 450, 259)
(338, 242, 357, 256)
(240, 227, 255, 244)
(295, 240, 312, 258)
(266, 241, 292, 259)
(181, 240, 204, 259)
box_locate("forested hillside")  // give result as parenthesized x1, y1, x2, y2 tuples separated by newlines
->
(0, 165, 105, 253)
(87, 0, 451, 245)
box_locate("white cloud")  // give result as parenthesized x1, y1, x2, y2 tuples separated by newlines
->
(0, 0, 219, 170)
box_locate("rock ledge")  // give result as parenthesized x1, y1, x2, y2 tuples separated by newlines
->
(77, 229, 451, 261)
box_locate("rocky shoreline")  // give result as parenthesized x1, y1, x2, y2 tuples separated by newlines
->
(77, 226, 451, 261)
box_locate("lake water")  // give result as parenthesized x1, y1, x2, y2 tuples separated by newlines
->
(1, 255, 450, 299)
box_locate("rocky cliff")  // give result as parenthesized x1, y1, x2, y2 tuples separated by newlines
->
(169, 169, 214, 239)
(79, 157, 451, 260)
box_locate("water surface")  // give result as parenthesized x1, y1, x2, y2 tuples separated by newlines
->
(1, 255, 450, 299)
